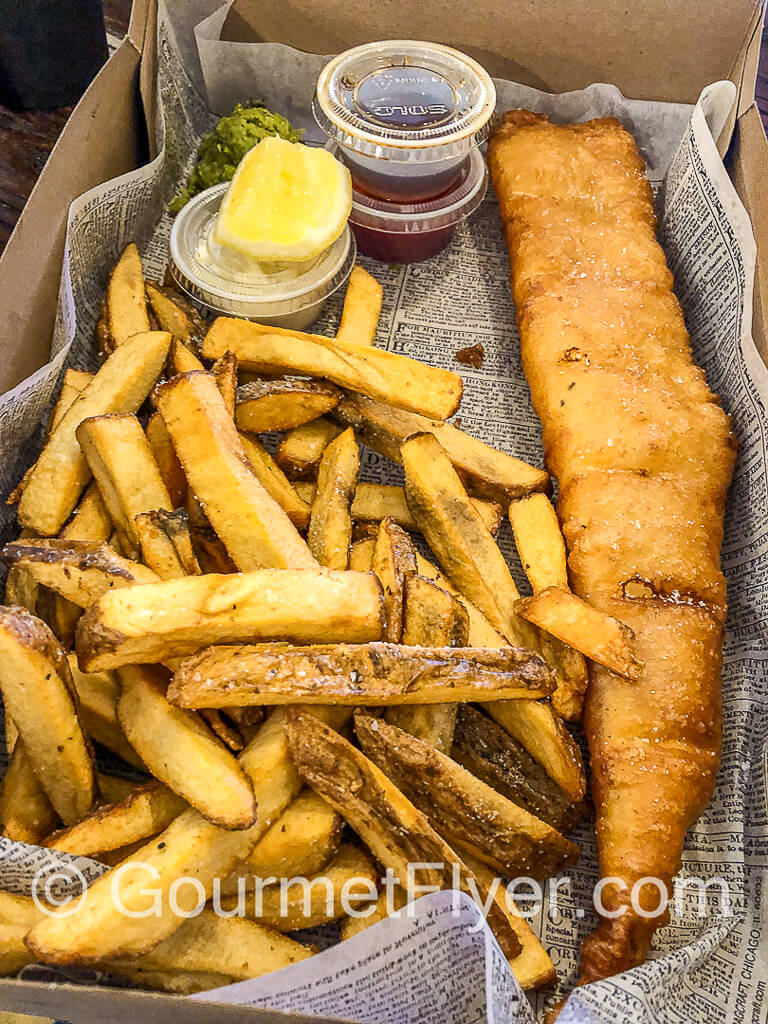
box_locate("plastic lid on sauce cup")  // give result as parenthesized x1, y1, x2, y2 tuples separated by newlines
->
(313, 41, 496, 163)
(168, 182, 355, 325)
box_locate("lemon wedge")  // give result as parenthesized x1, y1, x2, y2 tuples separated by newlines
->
(213, 137, 352, 263)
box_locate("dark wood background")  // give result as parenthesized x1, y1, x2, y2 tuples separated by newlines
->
(0, 2, 766, 253)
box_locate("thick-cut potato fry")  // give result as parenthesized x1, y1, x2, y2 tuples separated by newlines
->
(0, 608, 95, 825)
(509, 493, 588, 719)
(60, 481, 113, 543)
(156, 371, 317, 571)
(200, 709, 243, 751)
(349, 537, 375, 572)
(308, 427, 359, 569)
(221, 844, 378, 931)
(1, 539, 159, 608)
(3, 534, 39, 613)
(402, 432, 537, 648)
(222, 789, 342, 894)
(169, 641, 554, 708)
(203, 318, 463, 420)
(333, 392, 549, 506)
(483, 700, 586, 802)
(76, 568, 384, 670)
(97, 773, 139, 804)
(236, 378, 342, 433)
(35, 584, 81, 648)
(0, 923, 35, 974)
(145, 281, 207, 352)
(415, 552, 507, 647)
(372, 518, 417, 642)
(239, 432, 311, 531)
(101, 965, 232, 995)
(460, 849, 556, 990)
(45, 782, 186, 857)
(284, 708, 521, 960)
(212, 350, 238, 416)
(336, 265, 383, 346)
(146, 412, 187, 508)
(517, 586, 641, 680)
(108, 243, 150, 347)
(0, 740, 58, 843)
(135, 509, 201, 580)
(352, 482, 502, 536)
(167, 337, 205, 374)
(27, 706, 351, 963)
(117, 664, 257, 830)
(355, 714, 578, 878)
(451, 705, 583, 832)
(276, 417, 342, 479)
(76, 413, 173, 559)
(18, 331, 172, 536)
(67, 654, 142, 768)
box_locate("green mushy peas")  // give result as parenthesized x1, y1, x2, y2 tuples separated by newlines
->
(170, 101, 302, 213)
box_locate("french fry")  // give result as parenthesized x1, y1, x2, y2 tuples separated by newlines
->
(333, 392, 550, 506)
(60, 480, 113, 543)
(146, 412, 187, 508)
(135, 509, 201, 580)
(107, 243, 150, 347)
(169, 641, 554, 708)
(44, 782, 186, 857)
(100, 966, 232, 995)
(27, 706, 351, 963)
(451, 705, 584, 833)
(349, 537, 375, 572)
(415, 552, 507, 647)
(236, 378, 342, 433)
(221, 844, 378, 931)
(97, 773, 140, 804)
(155, 370, 317, 571)
(211, 350, 238, 416)
(18, 330, 172, 536)
(308, 427, 359, 569)
(0, 740, 58, 844)
(483, 700, 586, 803)
(336, 265, 383, 346)
(276, 417, 342, 479)
(35, 584, 81, 648)
(167, 337, 205, 374)
(117, 664, 257, 830)
(353, 482, 502, 536)
(76, 413, 174, 559)
(372, 518, 417, 642)
(68, 654, 143, 769)
(145, 281, 207, 353)
(239, 432, 312, 531)
(516, 586, 641, 681)
(2, 532, 40, 613)
(509, 494, 589, 719)
(1, 539, 160, 608)
(200, 709, 243, 751)
(76, 568, 384, 670)
(283, 708, 522, 960)
(0, 923, 35, 974)
(401, 432, 538, 648)
(0, 608, 95, 825)
(355, 713, 579, 879)
(202, 319, 463, 420)
(222, 789, 342, 894)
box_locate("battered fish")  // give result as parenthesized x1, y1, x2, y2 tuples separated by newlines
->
(488, 111, 736, 985)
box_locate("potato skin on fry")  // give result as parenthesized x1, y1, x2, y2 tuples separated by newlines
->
(235, 378, 341, 433)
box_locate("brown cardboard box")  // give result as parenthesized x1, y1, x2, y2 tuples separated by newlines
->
(0, 2, 765, 1020)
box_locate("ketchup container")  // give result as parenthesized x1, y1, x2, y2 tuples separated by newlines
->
(313, 41, 496, 204)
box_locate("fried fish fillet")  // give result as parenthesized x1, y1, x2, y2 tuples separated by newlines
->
(488, 110, 736, 987)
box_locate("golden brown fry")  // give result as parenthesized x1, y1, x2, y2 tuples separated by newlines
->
(145, 281, 207, 353)
(284, 708, 521, 960)
(308, 427, 359, 569)
(336, 265, 383, 346)
(100, 965, 232, 995)
(60, 481, 113, 542)
(402, 432, 537, 648)
(1, 538, 159, 608)
(276, 416, 343, 479)
(135, 509, 201, 580)
(239, 431, 312, 531)
(107, 243, 150, 347)
(169, 641, 553, 708)
(156, 370, 317, 571)
(0, 923, 35, 974)
(334, 392, 549, 506)
(372, 518, 417, 642)
(236, 378, 342, 433)
(0, 608, 95, 825)
(167, 336, 205, 374)
(356, 713, 578, 878)
(97, 773, 139, 804)
(44, 782, 186, 857)
(35, 584, 81, 648)
(415, 552, 507, 647)
(203, 319, 463, 420)
(27, 706, 351, 963)
(76, 413, 173, 559)
(68, 654, 143, 768)
(146, 412, 187, 508)
(349, 537, 376, 572)
(200, 709, 243, 751)
(516, 586, 641, 680)
(352, 481, 502, 536)
(0, 740, 59, 844)
(18, 331, 172, 536)
(212, 350, 238, 416)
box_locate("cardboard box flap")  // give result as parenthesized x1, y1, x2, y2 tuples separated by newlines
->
(222, 0, 761, 104)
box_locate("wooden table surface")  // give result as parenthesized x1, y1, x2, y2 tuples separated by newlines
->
(0, 7, 766, 254)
